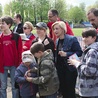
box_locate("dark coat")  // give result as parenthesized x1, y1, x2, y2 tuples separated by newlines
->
(13, 23, 23, 34)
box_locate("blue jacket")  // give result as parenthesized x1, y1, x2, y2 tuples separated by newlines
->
(14, 63, 38, 96)
(56, 34, 83, 71)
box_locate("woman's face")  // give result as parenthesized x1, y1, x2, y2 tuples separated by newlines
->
(53, 24, 64, 38)
(36, 27, 46, 37)
(23, 24, 31, 35)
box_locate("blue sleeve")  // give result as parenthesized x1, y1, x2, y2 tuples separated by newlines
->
(14, 67, 27, 83)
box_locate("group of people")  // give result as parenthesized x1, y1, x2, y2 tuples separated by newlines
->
(0, 8, 98, 98)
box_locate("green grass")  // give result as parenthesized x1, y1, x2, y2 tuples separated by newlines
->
(32, 28, 85, 37)
(72, 28, 84, 36)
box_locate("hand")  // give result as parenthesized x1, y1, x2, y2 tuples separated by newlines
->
(25, 70, 31, 77)
(68, 59, 80, 66)
(23, 46, 28, 50)
(58, 51, 67, 57)
(25, 76, 33, 82)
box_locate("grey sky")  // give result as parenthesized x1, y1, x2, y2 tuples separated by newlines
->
(67, 0, 97, 7)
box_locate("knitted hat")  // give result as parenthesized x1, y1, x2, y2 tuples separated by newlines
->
(22, 50, 36, 63)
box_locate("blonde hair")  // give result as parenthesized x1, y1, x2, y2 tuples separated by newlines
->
(52, 21, 67, 33)
(24, 21, 34, 31)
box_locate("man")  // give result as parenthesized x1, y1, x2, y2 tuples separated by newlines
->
(47, 9, 74, 44)
(13, 14, 23, 34)
(87, 8, 98, 32)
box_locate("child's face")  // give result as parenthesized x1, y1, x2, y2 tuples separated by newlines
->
(0, 21, 9, 32)
(82, 36, 96, 46)
(34, 51, 42, 58)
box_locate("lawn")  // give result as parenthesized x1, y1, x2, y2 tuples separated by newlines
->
(32, 28, 85, 37)
(72, 28, 85, 37)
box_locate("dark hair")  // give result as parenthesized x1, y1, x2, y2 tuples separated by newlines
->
(49, 9, 59, 16)
(1, 16, 13, 27)
(15, 14, 22, 20)
(30, 42, 45, 54)
(87, 8, 98, 17)
(82, 28, 97, 38)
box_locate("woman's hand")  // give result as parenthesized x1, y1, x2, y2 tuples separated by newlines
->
(58, 51, 67, 57)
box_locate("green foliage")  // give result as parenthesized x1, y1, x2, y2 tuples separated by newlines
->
(0, 4, 2, 17)
(68, 6, 86, 23)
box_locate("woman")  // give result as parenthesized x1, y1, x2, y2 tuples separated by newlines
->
(33, 22, 55, 57)
(52, 21, 82, 98)
(23, 21, 36, 51)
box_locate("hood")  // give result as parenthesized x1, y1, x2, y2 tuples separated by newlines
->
(40, 49, 54, 62)
(86, 42, 98, 51)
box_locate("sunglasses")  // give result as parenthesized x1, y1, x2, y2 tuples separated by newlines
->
(23, 27, 29, 30)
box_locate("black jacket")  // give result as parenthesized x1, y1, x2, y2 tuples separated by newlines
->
(13, 23, 23, 34)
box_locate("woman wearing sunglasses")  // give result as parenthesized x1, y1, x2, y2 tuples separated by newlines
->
(22, 21, 36, 51)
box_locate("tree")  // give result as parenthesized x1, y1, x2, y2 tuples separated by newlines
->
(0, 4, 3, 17)
(49, 0, 67, 20)
(68, 6, 85, 23)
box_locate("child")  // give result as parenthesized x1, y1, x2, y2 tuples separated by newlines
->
(0, 16, 22, 98)
(68, 28, 98, 98)
(25, 42, 59, 98)
(14, 50, 38, 98)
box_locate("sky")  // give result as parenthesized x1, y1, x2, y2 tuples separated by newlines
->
(67, 0, 97, 7)
(0, 0, 97, 7)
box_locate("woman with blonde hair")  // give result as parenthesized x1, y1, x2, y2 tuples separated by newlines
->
(52, 21, 82, 98)
(22, 21, 36, 51)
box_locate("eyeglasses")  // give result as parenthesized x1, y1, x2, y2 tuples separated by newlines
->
(48, 15, 54, 18)
(23, 27, 29, 30)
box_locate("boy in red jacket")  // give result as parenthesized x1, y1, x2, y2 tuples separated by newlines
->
(0, 16, 22, 98)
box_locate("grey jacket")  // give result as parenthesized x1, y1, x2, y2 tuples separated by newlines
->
(31, 49, 59, 96)
(77, 42, 98, 97)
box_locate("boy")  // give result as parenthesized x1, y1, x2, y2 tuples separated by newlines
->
(14, 50, 38, 98)
(0, 16, 22, 98)
(25, 42, 59, 98)
(68, 28, 98, 98)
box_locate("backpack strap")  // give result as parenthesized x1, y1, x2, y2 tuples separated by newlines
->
(11, 33, 20, 49)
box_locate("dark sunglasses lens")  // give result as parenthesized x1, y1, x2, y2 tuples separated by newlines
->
(23, 27, 27, 30)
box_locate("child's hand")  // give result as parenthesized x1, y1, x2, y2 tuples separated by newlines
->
(68, 59, 80, 66)
(27, 72, 31, 77)
(25, 70, 31, 77)
(26, 76, 33, 82)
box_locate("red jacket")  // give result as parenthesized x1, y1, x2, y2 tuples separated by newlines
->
(23, 34, 35, 51)
(47, 19, 74, 45)
(0, 33, 22, 73)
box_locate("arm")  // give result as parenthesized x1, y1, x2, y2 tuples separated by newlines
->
(26, 60, 54, 84)
(14, 68, 27, 83)
(18, 36, 22, 65)
(69, 49, 98, 77)
(78, 49, 98, 77)
(65, 22, 74, 36)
